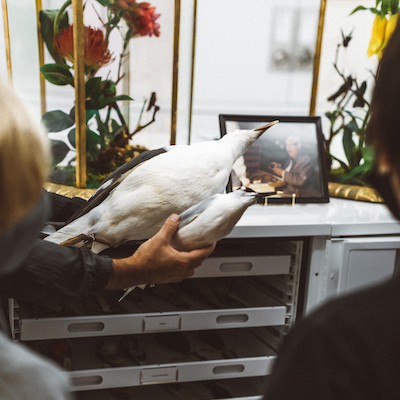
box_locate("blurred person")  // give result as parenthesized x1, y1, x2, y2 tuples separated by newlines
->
(263, 19, 400, 400)
(0, 78, 72, 399)
(0, 76, 215, 395)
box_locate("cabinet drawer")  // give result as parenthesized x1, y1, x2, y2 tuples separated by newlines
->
(14, 278, 287, 341)
(18, 305, 285, 341)
(75, 377, 266, 399)
(66, 329, 276, 391)
(69, 357, 274, 392)
(32, 329, 277, 391)
(193, 254, 291, 277)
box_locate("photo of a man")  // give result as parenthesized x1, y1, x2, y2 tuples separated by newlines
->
(268, 135, 321, 197)
(224, 117, 327, 201)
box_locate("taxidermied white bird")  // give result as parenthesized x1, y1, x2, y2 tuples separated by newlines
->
(171, 186, 262, 251)
(118, 187, 266, 301)
(44, 120, 278, 251)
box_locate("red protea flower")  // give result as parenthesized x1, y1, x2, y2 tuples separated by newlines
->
(132, 2, 161, 37)
(53, 25, 114, 76)
(113, 1, 160, 37)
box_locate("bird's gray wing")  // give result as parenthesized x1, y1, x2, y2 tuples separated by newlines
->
(65, 147, 168, 224)
(178, 195, 218, 229)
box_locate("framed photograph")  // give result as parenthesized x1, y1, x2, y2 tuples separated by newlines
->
(219, 114, 329, 203)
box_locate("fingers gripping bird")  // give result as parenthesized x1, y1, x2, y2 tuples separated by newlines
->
(44, 121, 278, 252)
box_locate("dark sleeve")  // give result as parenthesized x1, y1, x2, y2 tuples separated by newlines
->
(0, 239, 113, 302)
(263, 310, 371, 400)
(47, 192, 87, 222)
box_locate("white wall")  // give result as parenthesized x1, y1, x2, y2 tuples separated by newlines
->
(315, 0, 378, 164)
(1, 0, 376, 161)
(180, 0, 321, 144)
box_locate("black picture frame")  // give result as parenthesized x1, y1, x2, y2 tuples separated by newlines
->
(219, 114, 329, 204)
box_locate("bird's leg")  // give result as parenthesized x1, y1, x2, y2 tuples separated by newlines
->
(61, 234, 93, 249)
(60, 234, 121, 250)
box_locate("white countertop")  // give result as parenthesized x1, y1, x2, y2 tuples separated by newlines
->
(229, 198, 400, 239)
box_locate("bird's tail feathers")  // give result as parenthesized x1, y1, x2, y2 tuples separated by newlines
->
(43, 220, 88, 245)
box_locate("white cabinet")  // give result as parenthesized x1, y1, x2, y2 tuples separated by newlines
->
(10, 198, 400, 399)
(11, 239, 305, 399)
(325, 236, 400, 300)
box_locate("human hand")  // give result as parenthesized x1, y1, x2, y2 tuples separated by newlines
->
(106, 214, 216, 289)
(269, 161, 281, 170)
(269, 162, 283, 177)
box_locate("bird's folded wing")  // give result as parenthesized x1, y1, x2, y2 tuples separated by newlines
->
(178, 195, 219, 228)
(65, 147, 168, 224)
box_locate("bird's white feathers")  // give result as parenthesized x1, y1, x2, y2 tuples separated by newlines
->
(170, 187, 259, 251)
(45, 121, 278, 249)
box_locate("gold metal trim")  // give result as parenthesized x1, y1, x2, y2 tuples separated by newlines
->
(309, 0, 327, 116)
(1, 0, 12, 82)
(328, 182, 384, 203)
(44, 182, 95, 200)
(188, 0, 197, 144)
(72, 0, 87, 188)
(170, 0, 181, 145)
(35, 0, 46, 115)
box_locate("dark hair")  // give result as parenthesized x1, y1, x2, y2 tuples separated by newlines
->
(366, 22, 400, 220)
(367, 18, 400, 170)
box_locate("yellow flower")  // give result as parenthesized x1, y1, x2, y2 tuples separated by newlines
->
(381, 13, 398, 54)
(367, 14, 387, 58)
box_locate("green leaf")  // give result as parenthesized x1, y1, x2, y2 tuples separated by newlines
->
(41, 63, 74, 86)
(69, 107, 96, 123)
(85, 77, 102, 94)
(85, 77, 134, 110)
(39, 9, 69, 65)
(350, 6, 380, 15)
(97, 94, 134, 109)
(68, 128, 76, 148)
(338, 145, 375, 184)
(85, 77, 103, 109)
(49, 139, 70, 166)
(342, 123, 358, 168)
(111, 119, 121, 133)
(107, 95, 133, 102)
(95, 0, 113, 6)
(350, 5, 368, 14)
(41, 110, 75, 132)
(329, 152, 349, 171)
(94, 111, 109, 137)
(87, 129, 102, 155)
(361, 145, 375, 170)
(68, 127, 101, 153)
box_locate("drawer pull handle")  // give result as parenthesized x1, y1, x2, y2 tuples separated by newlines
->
(219, 262, 252, 272)
(67, 322, 105, 333)
(71, 375, 103, 386)
(216, 314, 249, 324)
(213, 364, 245, 375)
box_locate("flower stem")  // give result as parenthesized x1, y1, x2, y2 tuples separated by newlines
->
(112, 102, 127, 127)
(95, 110, 107, 150)
(54, 0, 72, 34)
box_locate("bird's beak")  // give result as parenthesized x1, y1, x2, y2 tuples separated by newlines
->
(254, 120, 279, 134)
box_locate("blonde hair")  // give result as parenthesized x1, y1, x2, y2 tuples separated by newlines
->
(0, 79, 49, 235)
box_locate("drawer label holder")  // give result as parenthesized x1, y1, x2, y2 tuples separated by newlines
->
(140, 366, 178, 384)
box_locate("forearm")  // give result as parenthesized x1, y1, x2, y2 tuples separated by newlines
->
(0, 239, 113, 302)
